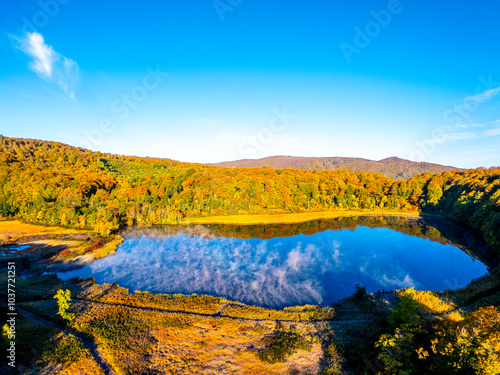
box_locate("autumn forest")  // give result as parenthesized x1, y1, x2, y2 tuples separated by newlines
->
(1, 136, 499, 256)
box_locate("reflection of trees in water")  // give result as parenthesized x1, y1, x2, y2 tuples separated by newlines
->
(59, 216, 492, 309)
(120, 216, 497, 268)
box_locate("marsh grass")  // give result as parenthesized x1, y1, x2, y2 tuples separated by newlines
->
(0, 305, 102, 375)
(223, 303, 335, 321)
(0, 220, 87, 244)
(443, 269, 500, 308)
(257, 328, 312, 363)
(180, 209, 420, 225)
(90, 287, 226, 315)
(0, 220, 123, 270)
(398, 288, 456, 314)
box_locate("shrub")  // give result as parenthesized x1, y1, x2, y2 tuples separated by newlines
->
(257, 329, 311, 363)
(53, 289, 75, 323)
(387, 295, 420, 328)
(377, 306, 500, 375)
(321, 343, 345, 375)
(353, 284, 367, 300)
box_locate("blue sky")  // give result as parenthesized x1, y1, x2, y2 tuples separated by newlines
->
(1, 0, 499, 167)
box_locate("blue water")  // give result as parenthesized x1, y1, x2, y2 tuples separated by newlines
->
(58, 222, 489, 308)
(0, 244, 31, 256)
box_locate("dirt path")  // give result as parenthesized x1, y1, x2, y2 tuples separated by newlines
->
(0, 302, 116, 375)
(382, 293, 398, 309)
(215, 302, 229, 316)
(72, 297, 374, 325)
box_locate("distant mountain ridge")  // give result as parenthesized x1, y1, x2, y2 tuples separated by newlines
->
(210, 156, 457, 179)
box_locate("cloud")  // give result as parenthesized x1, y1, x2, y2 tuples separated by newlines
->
(13, 32, 79, 98)
(379, 273, 416, 289)
(330, 239, 342, 266)
(439, 120, 500, 142)
(439, 131, 477, 141)
(450, 86, 500, 115)
(445, 123, 484, 130)
(482, 128, 500, 137)
(436, 129, 500, 142)
(464, 87, 500, 104)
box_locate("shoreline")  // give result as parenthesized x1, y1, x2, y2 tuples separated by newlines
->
(179, 209, 422, 225)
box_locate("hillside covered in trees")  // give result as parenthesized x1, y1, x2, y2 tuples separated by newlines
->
(211, 155, 456, 179)
(0, 136, 499, 255)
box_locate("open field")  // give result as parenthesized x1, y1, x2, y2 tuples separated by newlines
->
(0, 220, 123, 274)
(2, 267, 498, 374)
(180, 209, 421, 225)
(1, 273, 394, 374)
(0, 220, 88, 244)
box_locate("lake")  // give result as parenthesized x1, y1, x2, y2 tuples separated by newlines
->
(58, 215, 493, 309)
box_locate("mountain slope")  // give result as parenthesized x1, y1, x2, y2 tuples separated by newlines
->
(210, 156, 456, 179)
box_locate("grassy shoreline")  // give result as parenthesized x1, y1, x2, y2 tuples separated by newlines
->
(1, 216, 499, 373)
(0, 220, 123, 272)
(0, 271, 393, 374)
(3, 268, 499, 374)
(180, 209, 421, 225)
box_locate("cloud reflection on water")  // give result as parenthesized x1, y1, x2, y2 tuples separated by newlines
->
(59, 226, 489, 308)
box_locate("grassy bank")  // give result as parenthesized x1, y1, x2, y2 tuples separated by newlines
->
(0, 220, 88, 244)
(180, 209, 421, 225)
(0, 220, 123, 274)
(0, 273, 392, 374)
(1, 218, 499, 373)
(3, 269, 498, 374)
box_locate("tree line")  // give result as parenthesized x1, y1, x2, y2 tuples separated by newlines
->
(0, 136, 499, 255)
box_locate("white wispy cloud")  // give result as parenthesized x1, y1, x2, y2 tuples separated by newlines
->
(450, 85, 500, 114)
(439, 127, 500, 141)
(12, 32, 79, 98)
(464, 87, 500, 104)
(445, 123, 485, 130)
(482, 128, 500, 137)
(439, 117, 500, 142)
(441, 132, 477, 141)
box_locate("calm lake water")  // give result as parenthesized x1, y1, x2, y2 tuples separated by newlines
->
(58, 216, 492, 308)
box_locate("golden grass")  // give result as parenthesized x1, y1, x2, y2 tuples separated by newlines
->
(42, 333, 106, 375)
(77, 282, 336, 320)
(51, 235, 124, 261)
(180, 209, 421, 225)
(71, 300, 325, 375)
(0, 220, 87, 243)
(9, 273, 396, 374)
(0, 220, 123, 263)
(223, 303, 335, 321)
(75, 282, 226, 315)
(92, 235, 124, 259)
(399, 288, 456, 314)
(442, 311, 464, 322)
